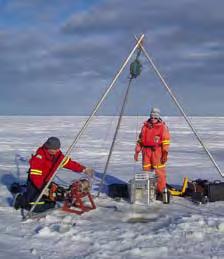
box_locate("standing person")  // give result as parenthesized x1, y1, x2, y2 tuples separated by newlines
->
(13, 137, 94, 213)
(134, 108, 170, 195)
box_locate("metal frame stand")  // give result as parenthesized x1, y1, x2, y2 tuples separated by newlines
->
(128, 172, 157, 205)
(24, 33, 223, 220)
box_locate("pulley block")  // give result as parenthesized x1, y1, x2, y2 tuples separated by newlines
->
(130, 59, 142, 79)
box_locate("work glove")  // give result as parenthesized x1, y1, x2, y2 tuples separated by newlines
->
(134, 152, 139, 161)
(83, 167, 94, 177)
(42, 187, 50, 197)
(134, 142, 142, 162)
(161, 150, 168, 164)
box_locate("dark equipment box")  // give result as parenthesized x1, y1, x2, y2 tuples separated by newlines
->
(107, 183, 129, 199)
(207, 181, 224, 202)
(187, 179, 224, 203)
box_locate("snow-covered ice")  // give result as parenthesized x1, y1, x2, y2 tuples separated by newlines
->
(1, 116, 224, 259)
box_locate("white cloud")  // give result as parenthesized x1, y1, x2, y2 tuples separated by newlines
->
(0, 0, 224, 115)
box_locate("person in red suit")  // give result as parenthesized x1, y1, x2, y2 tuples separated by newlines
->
(14, 137, 94, 212)
(134, 108, 170, 194)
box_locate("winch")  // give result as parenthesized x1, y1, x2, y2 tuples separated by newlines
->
(49, 178, 96, 215)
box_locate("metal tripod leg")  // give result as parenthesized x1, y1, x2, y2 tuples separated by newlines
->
(24, 34, 145, 220)
(136, 36, 224, 178)
(97, 78, 134, 197)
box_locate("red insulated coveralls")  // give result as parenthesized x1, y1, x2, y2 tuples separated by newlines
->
(29, 146, 85, 189)
(135, 119, 170, 193)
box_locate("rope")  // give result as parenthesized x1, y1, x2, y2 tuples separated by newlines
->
(97, 44, 143, 197)
(136, 47, 142, 59)
(97, 77, 134, 197)
(133, 112, 140, 178)
(91, 93, 126, 190)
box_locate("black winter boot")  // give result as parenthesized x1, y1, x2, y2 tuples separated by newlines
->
(156, 192, 163, 201)
(13, 193, 23, 210)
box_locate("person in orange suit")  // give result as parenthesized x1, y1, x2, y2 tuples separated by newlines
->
(134, 108, 170, 194)
(13, 137, 94, 213)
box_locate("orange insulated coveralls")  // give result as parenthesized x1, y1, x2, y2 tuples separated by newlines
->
(135, 119, 170, 193)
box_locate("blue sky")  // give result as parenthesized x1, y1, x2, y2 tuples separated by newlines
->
(0, 0, 223, 116)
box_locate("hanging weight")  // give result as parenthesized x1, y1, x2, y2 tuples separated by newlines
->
(130, 59, 142, 78)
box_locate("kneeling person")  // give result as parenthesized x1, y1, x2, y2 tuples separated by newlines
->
(14, 137, 94, 213)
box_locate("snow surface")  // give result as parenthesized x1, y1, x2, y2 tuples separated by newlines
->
(1, 116, 224, 259)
